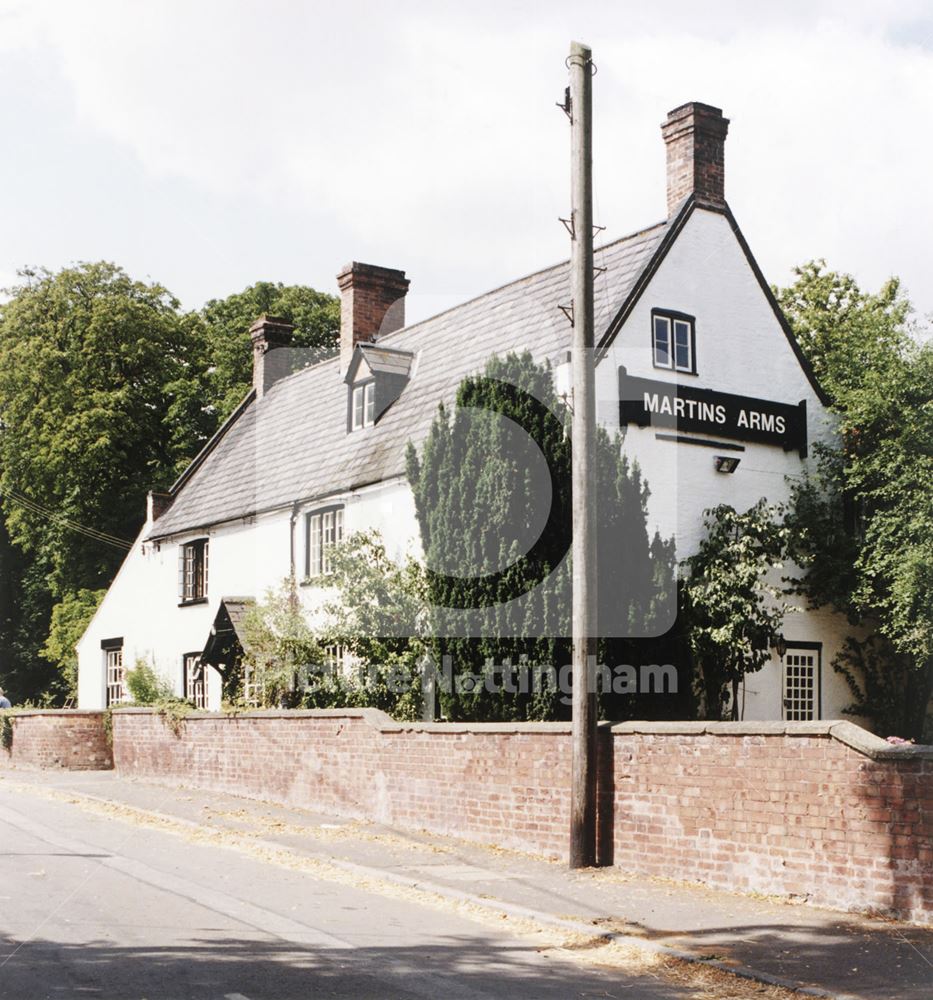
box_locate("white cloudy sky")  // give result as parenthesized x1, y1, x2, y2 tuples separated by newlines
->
(1, 0, 931, 325)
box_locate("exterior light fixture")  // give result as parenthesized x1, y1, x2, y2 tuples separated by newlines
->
(714, 455, 740, 473)
(771, 633, 787, 658)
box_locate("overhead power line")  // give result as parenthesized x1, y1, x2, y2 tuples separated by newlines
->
(1, 488, 134, 551)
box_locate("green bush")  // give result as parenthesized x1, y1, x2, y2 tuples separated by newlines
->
(125, 659, 176, 705)
(1, 712, 13, 751)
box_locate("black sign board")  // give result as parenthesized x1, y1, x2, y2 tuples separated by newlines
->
(618, 369, 807, 457)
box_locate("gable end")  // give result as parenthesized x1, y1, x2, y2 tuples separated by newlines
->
(596, 196, 830, 406)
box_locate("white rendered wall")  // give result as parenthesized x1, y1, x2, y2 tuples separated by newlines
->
(78, 478, 420, 709)
(595, 208, 857, 723)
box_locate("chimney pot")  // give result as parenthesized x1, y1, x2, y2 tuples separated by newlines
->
(337, 262, 410, 373)
(249, 314, 294, 398)
(661, 102, 730, 216)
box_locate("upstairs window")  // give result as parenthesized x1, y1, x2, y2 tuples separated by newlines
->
(345, 344, 414, 432)
(179, 538, 209, 604)
(652, 309, 696, 374)
(305, 506, 344, 578)
(351, 381, 375, 430)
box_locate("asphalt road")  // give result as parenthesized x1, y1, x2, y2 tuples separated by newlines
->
(0, 786, 687, 1000)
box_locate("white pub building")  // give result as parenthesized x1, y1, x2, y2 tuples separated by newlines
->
(78, 102, 865, 726)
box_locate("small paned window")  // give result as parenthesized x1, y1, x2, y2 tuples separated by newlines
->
(305, 507, 345, 578)
(184, 652, 208, 709)
(179, 539, 209, 603)
(782, 647, 820, 721)
(104, 644, 125, 707)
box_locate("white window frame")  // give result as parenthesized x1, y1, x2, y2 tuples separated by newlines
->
(304, 506, 344, 578)
(351, 381, 375, 430)
(323, 644, 346, 676)
(184, 652, 208, 710)
(782, 644, 821, 721)
(104, 645, 125, 707)
(652, 310, 696, 374)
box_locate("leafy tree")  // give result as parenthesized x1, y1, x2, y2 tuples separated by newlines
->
(201, 281, 340, 420)
(775, 261, 911, 401)
(40, 588, 105, 701)
(779, 262, 933, 739)
(682, 501, 791, 720)
(832, 635, 929, 740)
(314, 531, 426, 721)
(0, 262, 212, 596)
(406, 351, 679, 721)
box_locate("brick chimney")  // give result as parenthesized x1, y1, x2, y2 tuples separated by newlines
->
(337, 262, 410, 372)
(661, 102, 730, 216)
(146, 489, 172, 525)
(249, 315, 294, 398)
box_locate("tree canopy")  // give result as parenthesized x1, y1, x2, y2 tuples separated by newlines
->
(201, 281, 339, 420)
(0, 263, 212, 596)
(778, 261, 933, 739)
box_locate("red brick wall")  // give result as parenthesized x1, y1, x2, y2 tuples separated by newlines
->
(109, 709, 932, 922)
(2, 711, 113, 770)
(606, 726, 932, 923)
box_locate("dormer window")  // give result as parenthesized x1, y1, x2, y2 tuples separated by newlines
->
(652, 309, 696, 374)
(345, 343, 415, 433)
(351, 381, 375, 430)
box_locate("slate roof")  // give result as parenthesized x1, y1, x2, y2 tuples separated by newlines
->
(149, 221, 667, 540)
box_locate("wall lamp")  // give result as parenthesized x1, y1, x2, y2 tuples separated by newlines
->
(714, 455, 741, 474)
(771, 633, 787, 658)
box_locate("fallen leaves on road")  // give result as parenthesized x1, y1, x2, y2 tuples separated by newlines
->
(6, 778, 804, 1000)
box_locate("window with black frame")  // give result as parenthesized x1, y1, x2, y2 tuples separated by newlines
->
(179, 538, 209, 604)
(304, 507, 344, 579)
(183, 652, 208, 709)
(652, 308, 697, 374)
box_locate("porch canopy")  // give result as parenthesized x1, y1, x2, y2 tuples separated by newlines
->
(199, 596, 255, 676)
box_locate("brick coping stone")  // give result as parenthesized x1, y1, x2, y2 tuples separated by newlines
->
(100, 708, 933, 761)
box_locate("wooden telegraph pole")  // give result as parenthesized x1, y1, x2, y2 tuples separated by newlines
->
(567, 40, 598, 869)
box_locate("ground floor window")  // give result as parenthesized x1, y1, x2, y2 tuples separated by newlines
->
(184, 652, 208, 709)
(782, 644, 821, 721)
(243, 664, 261, 707)
(323, 644, 346, 676)
(103, 639, 125, 707)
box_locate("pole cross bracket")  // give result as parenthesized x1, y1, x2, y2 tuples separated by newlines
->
(555, 86, 572, 120)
